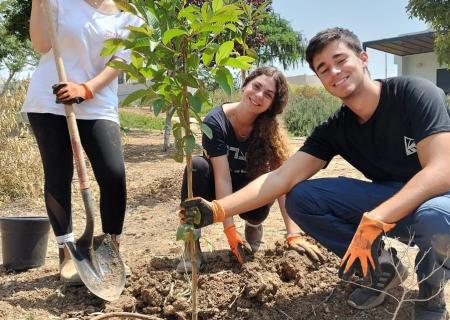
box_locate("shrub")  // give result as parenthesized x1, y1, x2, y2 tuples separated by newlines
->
(119, 109, 165, 131)
(206, 88, 241, 115)
(0, 83, 43, 204)
(283, 85, 340, 137)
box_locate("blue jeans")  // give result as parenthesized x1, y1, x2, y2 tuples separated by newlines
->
(285, 177, 450, 287)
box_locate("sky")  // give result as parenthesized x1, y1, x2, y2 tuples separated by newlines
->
(271, 0, 428, 80)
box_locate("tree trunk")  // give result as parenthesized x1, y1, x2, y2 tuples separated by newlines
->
(162, 108, 172, 152)
(1, 71, 16, 96)
(240, 69, 247, 86)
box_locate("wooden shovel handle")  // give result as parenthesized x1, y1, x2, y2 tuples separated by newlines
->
(41, 0, 89, 190)
(42, 0, 94, 246)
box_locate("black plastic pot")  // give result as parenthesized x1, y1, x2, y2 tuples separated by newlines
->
(0, 216, 50, 270)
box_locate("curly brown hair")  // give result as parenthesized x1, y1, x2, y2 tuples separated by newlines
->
(244, 66, 291, 179)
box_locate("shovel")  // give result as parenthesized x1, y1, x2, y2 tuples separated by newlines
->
(42, 0, 125, 301)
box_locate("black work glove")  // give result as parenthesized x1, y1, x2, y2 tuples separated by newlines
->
(52, 82, 93, 104)
(179, 197, 225, 228)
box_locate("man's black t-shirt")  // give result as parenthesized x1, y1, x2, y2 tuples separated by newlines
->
(202, 105, 250, 188)
(300, 76, 450, 182)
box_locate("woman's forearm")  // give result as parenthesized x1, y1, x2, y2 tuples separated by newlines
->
(277, 195, 301, 235)
(84, 65, 120, 95)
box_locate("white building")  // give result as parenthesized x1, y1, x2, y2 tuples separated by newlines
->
(285, 74, 322, 86)
(363, 31, 450, 94)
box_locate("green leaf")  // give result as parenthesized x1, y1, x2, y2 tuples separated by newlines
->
(215, 41, 234, 65)
(108, 60, 145, 82)
(201, 123, 213, 139)
(202, 46, 216, 66)
(212, 0, 224, 12)
(121, 89, 148, 106)
(245, 48, 258, 59)
(184, 135, 196, 154)
(198, 23, 224, 34)
(162, 28, 187, 45)
(113, 0, 137, 15)
(176, 224, 194, 241)
(176, 73, 199, 88)
(188, 95, 202, 112)
(222, 57, 252, 70)
(187, 54, 200, 70)
(152, 99, 165, 116)
(201, 2, 210, 21)
(178, 6, 199, 22)
(225, 23, 237, 32)
(127, 25, 154, 37)
(215, 67, 233, 95)
(101, 38, 125, 57)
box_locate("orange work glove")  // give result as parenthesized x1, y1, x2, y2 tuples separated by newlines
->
(52, 82, 94, 104)
(339, 213, 395, 281)
(224, 225, 251, 264)
(286, 234, 326, 264)
(179, 197, 226, 227)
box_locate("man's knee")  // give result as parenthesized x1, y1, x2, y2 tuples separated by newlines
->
(286, 180, 316, 215)
(285, 180, 329, 228)
(413, 197, 450, 246)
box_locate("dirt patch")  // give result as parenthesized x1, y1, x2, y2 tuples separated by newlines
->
(0, 130, 447, 320)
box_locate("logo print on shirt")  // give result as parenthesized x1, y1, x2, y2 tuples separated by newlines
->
(228, 146, 246, 161)
(404, 136, 417, 156)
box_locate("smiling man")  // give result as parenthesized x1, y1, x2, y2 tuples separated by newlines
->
(180, 27, 450, 320)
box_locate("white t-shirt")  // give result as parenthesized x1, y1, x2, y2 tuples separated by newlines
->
(22, 0, 140, 124)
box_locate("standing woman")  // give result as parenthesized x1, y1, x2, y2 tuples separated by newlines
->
(178, 66, 324, 271)
(22, 0, 139, 283)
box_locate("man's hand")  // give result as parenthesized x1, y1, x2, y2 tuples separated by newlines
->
(52, 82, 94, 104)
(286, 234, 326, 264)
(224, 225, 252, 264)
(339, 213, 395, 281)
(179, 197, 226, 228)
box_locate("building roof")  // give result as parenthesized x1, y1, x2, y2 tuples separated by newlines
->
(363, 31, 435, 56)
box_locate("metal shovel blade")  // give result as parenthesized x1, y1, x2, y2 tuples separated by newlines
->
(66, 234, 126, 301)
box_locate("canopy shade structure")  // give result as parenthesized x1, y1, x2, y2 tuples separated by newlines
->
(363, 31, 435, 56)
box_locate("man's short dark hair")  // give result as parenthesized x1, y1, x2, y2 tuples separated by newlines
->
(306, 27, 363, 72)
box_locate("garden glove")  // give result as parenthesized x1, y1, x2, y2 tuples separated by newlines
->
(339, 213, 395, 281)
(286, 233, 326, 264)
(52, 82, 94, 104)
(179, 197, 225, 228)
(224, 225, 252, 264)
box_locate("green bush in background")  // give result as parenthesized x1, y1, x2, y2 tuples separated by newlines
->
(283, 85, 340, 137)
(119, 110, 165, 131)
(204, 89, 241, 116)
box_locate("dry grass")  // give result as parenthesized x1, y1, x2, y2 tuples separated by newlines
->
(0, 84, 43, 205)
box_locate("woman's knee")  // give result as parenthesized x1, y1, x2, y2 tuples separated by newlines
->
(240, 204, 271, 225)
(96, 163, 126, 189)
(181, 156, 214, 200)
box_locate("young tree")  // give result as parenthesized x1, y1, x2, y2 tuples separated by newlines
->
(105, 1, 254, 318)
(0, 0, 37, 94)
(255, 13, 306, 70)
(1, 0, 31, 41)
(187, 0, 306, 78)
(407, 0, 450, 67)
(0, 25, 38, 95)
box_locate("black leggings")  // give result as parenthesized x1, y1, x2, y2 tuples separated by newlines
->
(180, 156, 271, 225)
(28, 113, 126, 236)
